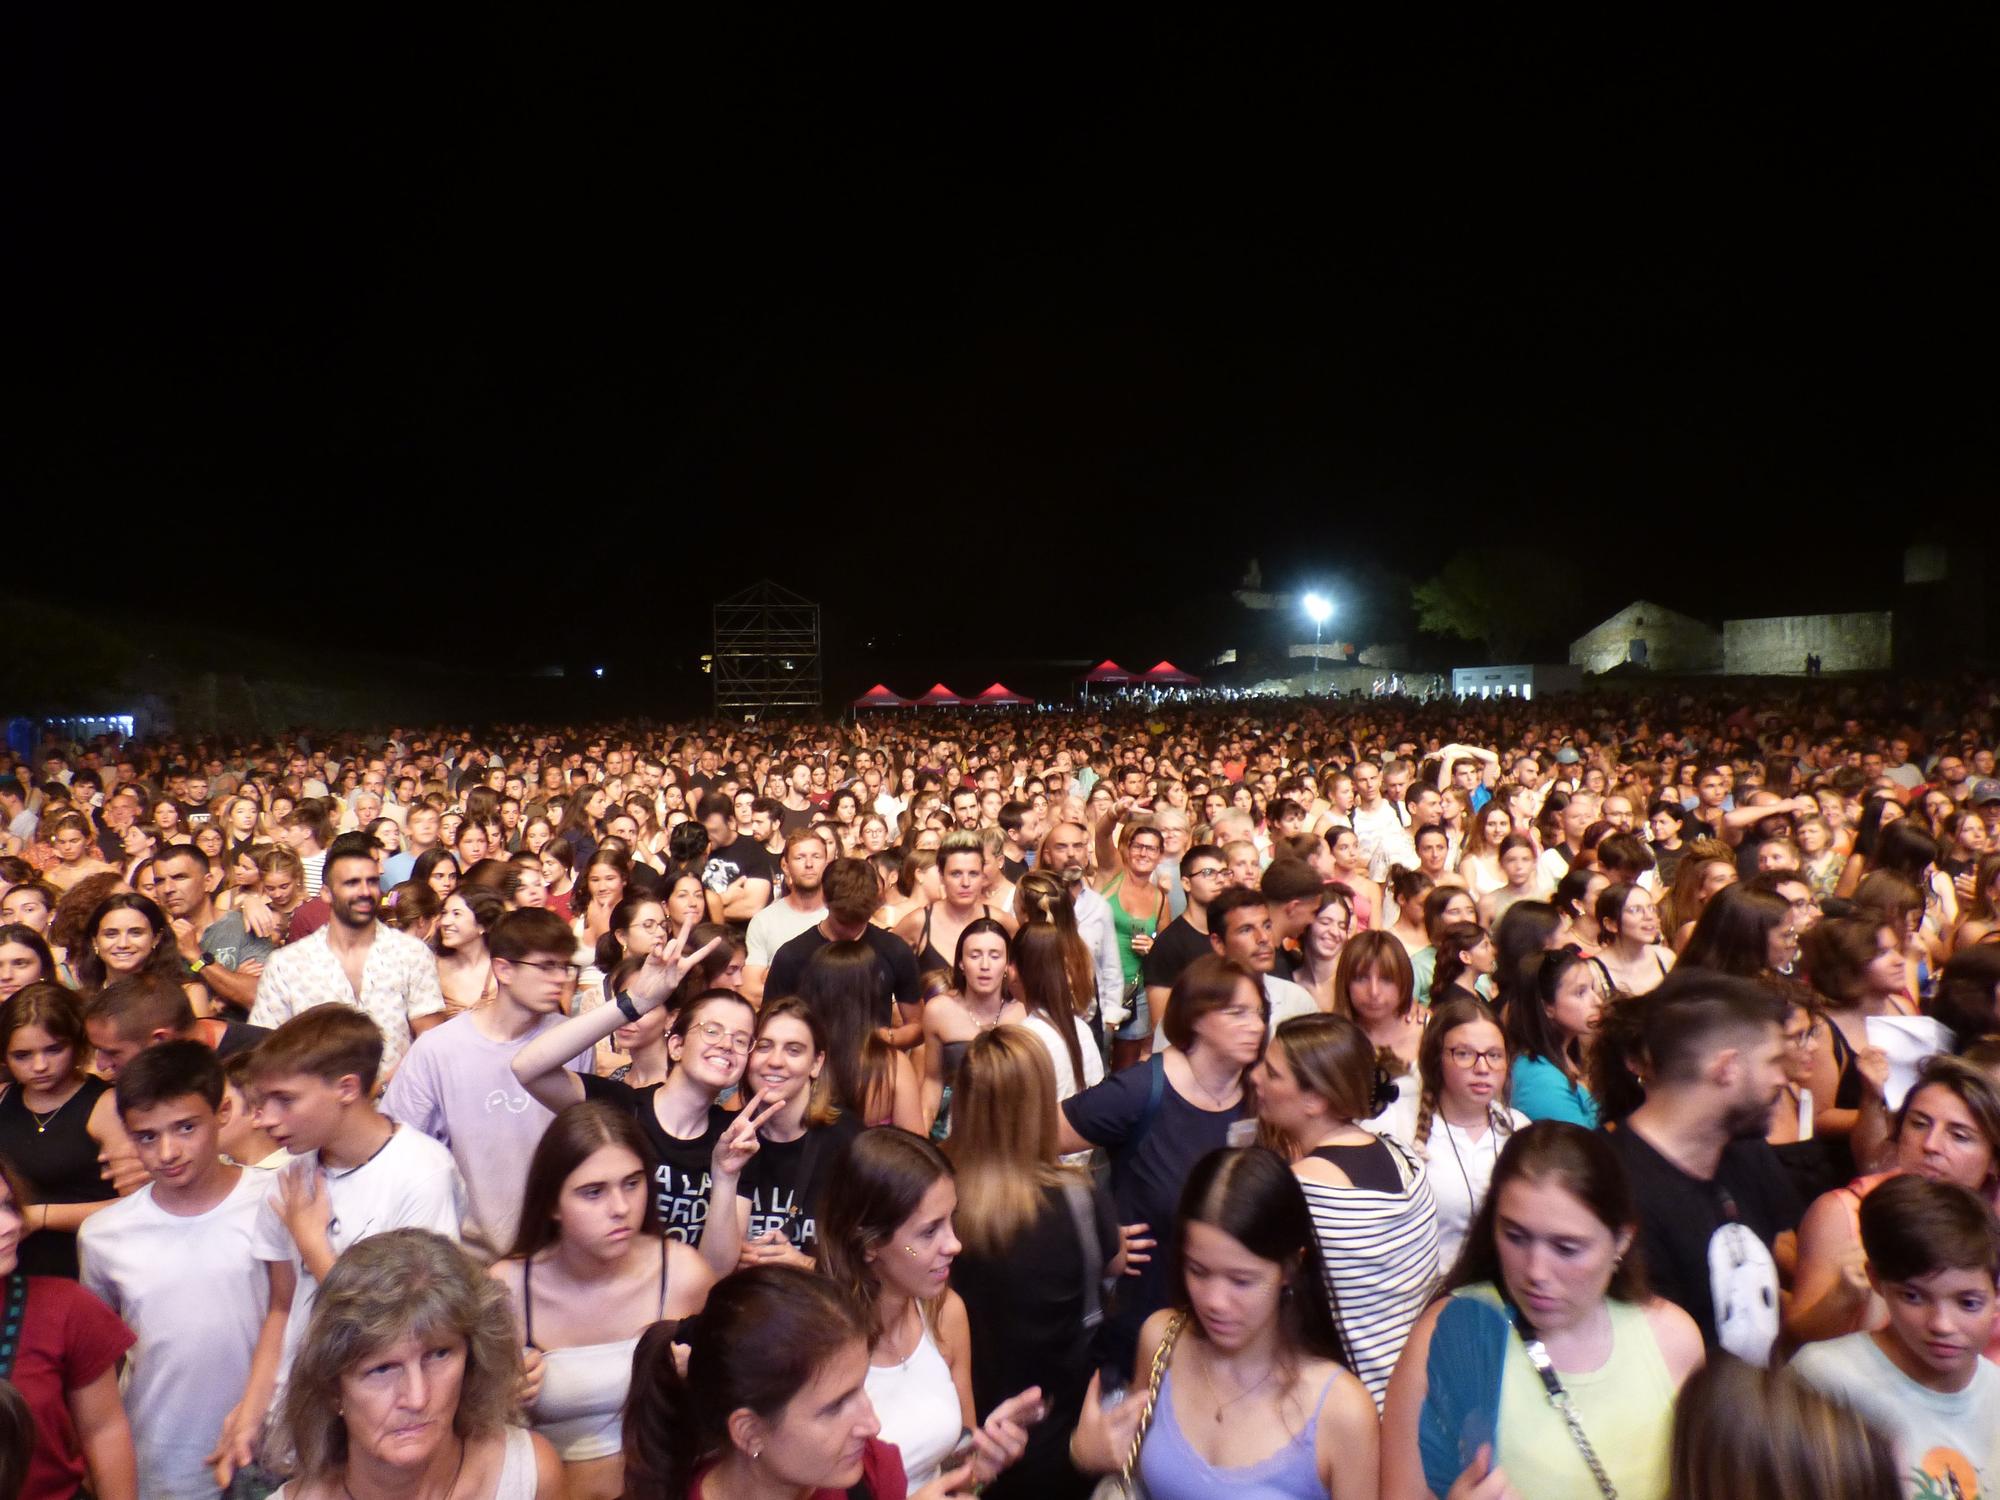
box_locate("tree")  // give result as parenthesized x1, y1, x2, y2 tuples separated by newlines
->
(1411, 549, 1572, 661)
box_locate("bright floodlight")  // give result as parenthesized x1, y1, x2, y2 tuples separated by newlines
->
(1302, 593, 1332, 624)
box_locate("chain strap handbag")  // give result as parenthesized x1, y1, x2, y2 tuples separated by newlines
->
(1514, 1326, 1619, 1500)
(1086, 1312, 1187, 1500)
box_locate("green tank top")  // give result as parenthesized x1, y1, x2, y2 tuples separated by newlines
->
(1104, 873, 1165, 988)
(1458, 1283, 1676, 1500)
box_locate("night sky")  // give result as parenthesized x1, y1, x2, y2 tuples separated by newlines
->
(9, 14, 1996, 701)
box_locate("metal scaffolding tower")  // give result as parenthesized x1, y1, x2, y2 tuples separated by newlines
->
(712, 580, 823, 717)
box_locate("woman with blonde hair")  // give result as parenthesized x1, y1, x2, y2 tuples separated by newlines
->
(276, 1228, 561, 1499)
(948, 1027, 1124, 1500)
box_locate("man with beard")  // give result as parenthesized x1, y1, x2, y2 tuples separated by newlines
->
(1602, 970, 1800, 1364)
(743, 829, 830, 1003)
(1041, 819, 1126, 1032)
(150, 845, 272, 1018)
(249, 832, 446, 1075)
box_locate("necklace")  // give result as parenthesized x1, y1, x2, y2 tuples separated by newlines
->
(1200, 1345, 1277, 1422)
(24, 1091, 76, 1135)
(1181, 1060, 1236, 1111)
(343, 1435, 465, 1500)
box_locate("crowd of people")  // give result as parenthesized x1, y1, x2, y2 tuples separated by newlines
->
(0, 680, 1994, 1499)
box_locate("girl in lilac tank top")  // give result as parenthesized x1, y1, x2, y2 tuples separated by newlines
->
(1068, 1147, 1379, 1500)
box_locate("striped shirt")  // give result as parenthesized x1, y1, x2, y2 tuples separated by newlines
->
(1297, 1134, 1441, 1407)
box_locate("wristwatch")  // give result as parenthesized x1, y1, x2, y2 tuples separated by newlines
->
(614, 990, 641, 1024)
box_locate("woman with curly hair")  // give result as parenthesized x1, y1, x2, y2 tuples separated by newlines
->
(275, 1228, 560, 1499)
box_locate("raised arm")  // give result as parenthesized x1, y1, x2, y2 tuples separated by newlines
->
(511, 915, 722, 1111)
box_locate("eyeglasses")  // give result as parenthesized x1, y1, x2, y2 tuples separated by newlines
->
(1186, 866, 1227, 880)
(689, 1021, 754, 1055)
(1784, 1022, 1824, 1051)
(517, 960, 583, 980)
(1445, 1047, 1506, 1069)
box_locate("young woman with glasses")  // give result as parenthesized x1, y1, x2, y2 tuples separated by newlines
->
(1370, 996, 1527, 1272)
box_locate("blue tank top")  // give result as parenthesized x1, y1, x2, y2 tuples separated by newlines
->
(1137, 1368, 1336, 1500)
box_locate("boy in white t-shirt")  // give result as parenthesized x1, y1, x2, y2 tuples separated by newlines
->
(78, 1040, 285, 1500)
(1789, 1173, 2000, 1499)
(221, 1006, 466, 1485)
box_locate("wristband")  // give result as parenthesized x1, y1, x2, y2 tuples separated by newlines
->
(614, 990, 641, 1024)
(188, 958, 208, 975)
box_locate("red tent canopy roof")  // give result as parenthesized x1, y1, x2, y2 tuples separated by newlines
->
(851, 683, 911, 708)
(1082, 659, 1137, 683)
(914, 682, 967, 705)
(973, 681, 1031, 704)
(1141, 660, 1202, 685)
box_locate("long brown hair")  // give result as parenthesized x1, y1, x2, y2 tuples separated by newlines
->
(816, 1128, 952, 1342)
(945, 1026, 1079, 1255)
(1008, 923, 1086, 1086)
(1669, 1358, 1899, 1500)
(1015, 869, 1098, 1016)
(502, 1100, 659, 1262)
(1448, 1121, 1646, 1301)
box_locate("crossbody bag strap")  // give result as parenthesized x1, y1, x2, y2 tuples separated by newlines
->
(1507, 1308, 1619, 1500)
(1060, 1179, 1106, 1329)
(1121, 1312, 1187, 1479)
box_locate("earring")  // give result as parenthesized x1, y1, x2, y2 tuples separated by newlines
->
(752, 1448, 763, 1460)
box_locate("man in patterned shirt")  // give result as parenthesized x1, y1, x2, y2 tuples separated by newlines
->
(249, 831, 445, 1077)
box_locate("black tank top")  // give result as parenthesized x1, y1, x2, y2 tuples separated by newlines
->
(0, 1076, 114, 1278)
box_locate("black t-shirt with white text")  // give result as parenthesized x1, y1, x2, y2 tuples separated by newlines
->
(739, 1113, 863, 1253)
(579, 1075, 733, 1246)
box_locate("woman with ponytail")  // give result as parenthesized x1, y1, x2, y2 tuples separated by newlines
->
(1253, 1014, 1440, 1406)
(1007, 923, 1102, 1108)
(622, 1265, 976, 1500)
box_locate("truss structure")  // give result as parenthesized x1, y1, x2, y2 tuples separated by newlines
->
(712, 580, 823, 717)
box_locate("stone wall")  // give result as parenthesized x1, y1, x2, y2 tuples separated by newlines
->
(1570, 601, 1723, 675)
(1723, 613, 1893, 675)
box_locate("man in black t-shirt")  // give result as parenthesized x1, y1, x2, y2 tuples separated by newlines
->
(765, 858, 922, 1040)
(697, 793, 776, 925)
(1603, 969, 1800, 1364)
(1141, 843, 1229, 1022)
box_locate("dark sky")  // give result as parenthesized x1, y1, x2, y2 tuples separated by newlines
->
(8, 14, 1996, 698)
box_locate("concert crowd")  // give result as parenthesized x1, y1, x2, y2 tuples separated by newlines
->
(0, 680, 1995, 1499)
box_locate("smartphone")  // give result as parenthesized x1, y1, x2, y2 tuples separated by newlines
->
(947, 1428, 980, 1470)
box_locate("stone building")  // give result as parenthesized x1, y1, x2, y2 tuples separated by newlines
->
(1569, 601, 1723, 675)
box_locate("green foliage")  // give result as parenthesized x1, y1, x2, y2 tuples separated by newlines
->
(1411, 549, 1572, 661)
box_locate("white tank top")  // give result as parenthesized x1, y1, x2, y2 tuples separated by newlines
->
(865, 1318, 961, 1489)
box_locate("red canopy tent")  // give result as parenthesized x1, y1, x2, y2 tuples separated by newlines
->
(851, 684, 912, 710)
(914, 682, 968, 707)
(972, 681, 1032, 706)
(1082, 659, 1137, 684)
(1141, 660, 1202, 687)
